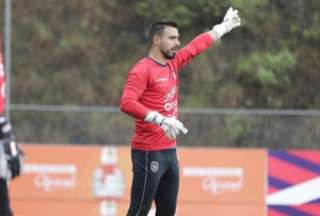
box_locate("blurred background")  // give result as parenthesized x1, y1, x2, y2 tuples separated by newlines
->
(1, 1, 320, 216)
(1, 0, 320, 148)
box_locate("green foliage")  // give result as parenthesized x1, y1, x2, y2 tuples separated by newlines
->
(237, 50, 296, 86)
(224, 114, 320, 148)
(303, 12, 320, 42)
(135, 1, 192, 27)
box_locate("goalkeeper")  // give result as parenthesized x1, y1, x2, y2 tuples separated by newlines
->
(120, 7, 241, 216)
(0, 116, 23, 216)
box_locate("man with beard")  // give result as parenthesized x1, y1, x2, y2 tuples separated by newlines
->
(120, 7, 241, 216)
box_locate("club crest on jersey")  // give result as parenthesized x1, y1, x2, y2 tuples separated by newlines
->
(150, 161, 159, 173)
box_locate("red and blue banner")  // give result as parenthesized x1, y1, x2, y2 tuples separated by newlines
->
(268, 150, 320, 216)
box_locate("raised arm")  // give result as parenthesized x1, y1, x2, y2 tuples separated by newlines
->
(172, 7, 241, 70)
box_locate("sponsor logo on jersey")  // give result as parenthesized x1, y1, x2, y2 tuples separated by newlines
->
(156, 77, 168, 82)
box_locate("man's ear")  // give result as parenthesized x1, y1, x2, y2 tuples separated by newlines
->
(153, 35, 161, 46)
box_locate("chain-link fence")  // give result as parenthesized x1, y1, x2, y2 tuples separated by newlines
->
(11, 105, 320, 149)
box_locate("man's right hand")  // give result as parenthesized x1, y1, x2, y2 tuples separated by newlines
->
(160, 117, 188, 140)
(144, 111, 188, 140)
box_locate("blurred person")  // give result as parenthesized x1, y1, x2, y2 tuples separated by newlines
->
(0, 116, 23, 216)
(120, 7, 241, 216)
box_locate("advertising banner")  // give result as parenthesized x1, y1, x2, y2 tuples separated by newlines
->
(267, 150, 320, 216)
(11, 144, 131, 216)
(179, 148, 266, 203)
(10, 145, 130, 201)
(10, 144, 267, 216)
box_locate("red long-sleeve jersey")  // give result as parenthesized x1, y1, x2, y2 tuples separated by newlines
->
(120, 33, 213, 150)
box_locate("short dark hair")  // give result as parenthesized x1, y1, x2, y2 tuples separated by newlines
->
(148, 20, 178, 41)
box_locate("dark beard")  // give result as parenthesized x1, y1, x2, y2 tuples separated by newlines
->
(160, 49, 176, 59)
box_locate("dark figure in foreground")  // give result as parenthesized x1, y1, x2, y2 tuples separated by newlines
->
(0, 116, 23, 216)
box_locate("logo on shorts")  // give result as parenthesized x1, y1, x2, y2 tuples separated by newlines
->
(150, 161, 159, 173)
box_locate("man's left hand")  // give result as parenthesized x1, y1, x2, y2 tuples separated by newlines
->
(213, 7, 241, 39)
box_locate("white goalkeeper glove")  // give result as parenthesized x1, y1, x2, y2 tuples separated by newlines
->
(144, 111, 188, 140)
(213, 7, 241, 39)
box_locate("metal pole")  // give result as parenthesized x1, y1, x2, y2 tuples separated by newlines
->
(4, 0, 12, 120)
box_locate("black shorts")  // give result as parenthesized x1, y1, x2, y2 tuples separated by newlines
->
(127, 148, 179, 216)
